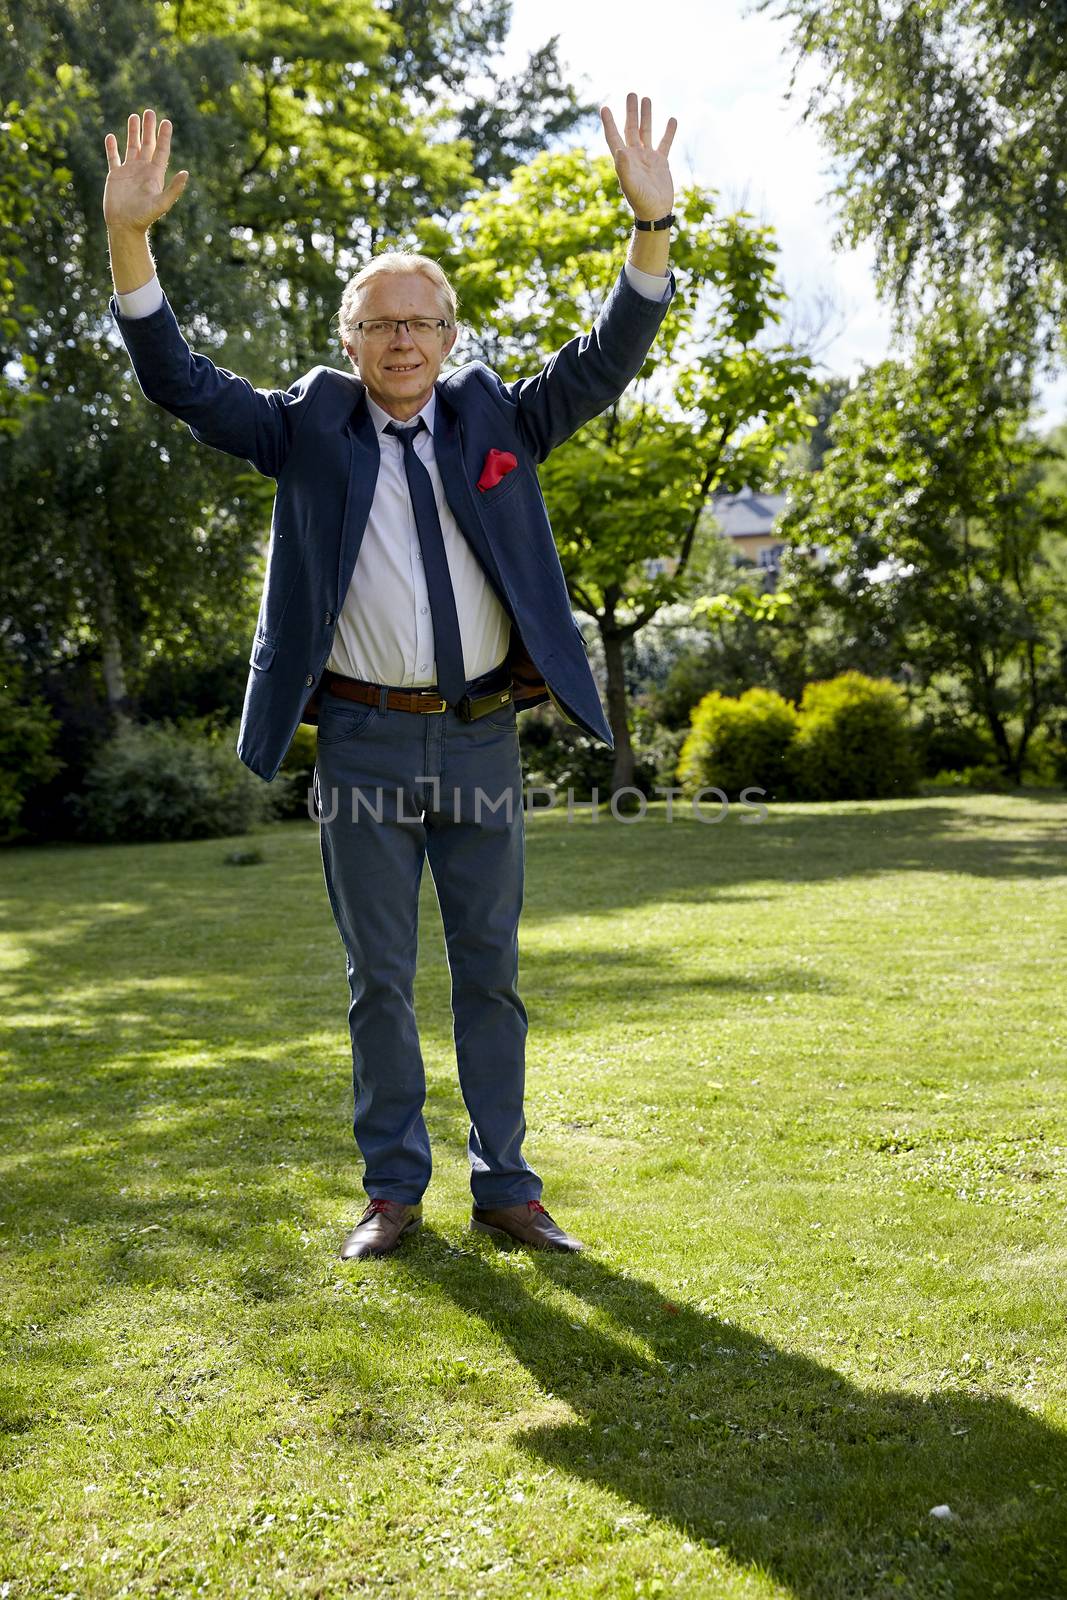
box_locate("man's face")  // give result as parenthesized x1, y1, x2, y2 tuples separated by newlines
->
(343, 271, 458, 421)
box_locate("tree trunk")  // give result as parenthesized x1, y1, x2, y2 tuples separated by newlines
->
(96, 568, 132, 726)
(601, 628, 635, 792)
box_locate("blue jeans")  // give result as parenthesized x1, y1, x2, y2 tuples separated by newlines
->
(314, 683, 541, 1209)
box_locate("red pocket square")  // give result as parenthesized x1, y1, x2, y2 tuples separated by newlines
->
(477, 448, 518, 492)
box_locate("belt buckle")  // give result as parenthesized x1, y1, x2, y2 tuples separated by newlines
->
(416, 689, 447, 714)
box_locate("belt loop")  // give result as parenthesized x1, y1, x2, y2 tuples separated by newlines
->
(378, 683, 389, 713)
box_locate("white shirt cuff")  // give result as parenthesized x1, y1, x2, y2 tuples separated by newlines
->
(623, 261, 671, 302)
(115, 273, 164, 319)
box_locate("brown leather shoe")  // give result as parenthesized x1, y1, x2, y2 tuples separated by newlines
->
(470, 1198, 583, 1252)
(340, 1197, 423, 1260)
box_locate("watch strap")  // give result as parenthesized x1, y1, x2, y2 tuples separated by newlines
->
(633, 212, 676, 232)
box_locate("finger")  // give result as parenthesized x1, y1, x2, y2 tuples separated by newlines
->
(657, 116, 678, 158)
(153, 117, 173, 171)
(141, 107, 156, 162)
(600, 106, 623, 157)
(124, 113, 140, 163)
(624, 91, 639, 143)
(104, 132, 121, 171)
(159, 171, 189, 215)
(640, 96, 652, 146)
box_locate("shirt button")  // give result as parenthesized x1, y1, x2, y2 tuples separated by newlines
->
(420, 606, 428, 615)
(305, 673, 314, 686)
(419, 663, 429, 672)
(415, 552, 422, 561)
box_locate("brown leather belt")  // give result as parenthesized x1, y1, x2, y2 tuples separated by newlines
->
(321, 667, 513, 722)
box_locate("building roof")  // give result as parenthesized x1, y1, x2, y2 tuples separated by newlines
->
(712, 488, 788, 540)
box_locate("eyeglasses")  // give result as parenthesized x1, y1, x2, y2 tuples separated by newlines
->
(352, 318, 453, 342)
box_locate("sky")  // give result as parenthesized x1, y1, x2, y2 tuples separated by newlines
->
(501, 0, 1067, 422)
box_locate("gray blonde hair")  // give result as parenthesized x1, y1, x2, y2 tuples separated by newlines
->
(338, 252, 458, 348)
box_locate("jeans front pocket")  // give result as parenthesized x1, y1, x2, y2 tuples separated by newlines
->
(316, 695, 379, 746)
(479, 698, 519, 732)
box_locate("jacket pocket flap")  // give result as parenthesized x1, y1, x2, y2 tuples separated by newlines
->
(249, 636, 277, 671)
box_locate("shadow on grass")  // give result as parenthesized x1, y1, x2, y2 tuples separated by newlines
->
(399, 1228, 1066, 1600)
(3, 797, 1064, 1067)
(520, 796, 1067, 920)
(3, 794, 1064, 1258)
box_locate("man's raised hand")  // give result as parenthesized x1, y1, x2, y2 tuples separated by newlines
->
(103, 110, 188, 233)
(600, 93, 677, 222)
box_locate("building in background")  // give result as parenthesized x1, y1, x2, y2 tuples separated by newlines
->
(711, 488, 788, 583)
(642, 487, 824, 588)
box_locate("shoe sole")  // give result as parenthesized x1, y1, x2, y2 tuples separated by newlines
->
(340, 1215, 423, 1261)
(469, 1217, 581, 1251)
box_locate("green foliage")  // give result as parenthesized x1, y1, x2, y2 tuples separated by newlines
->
(1019, 719, 1067, 787)
(914, 713, 996, 779)
(516, 702, 686, 798)
(765, 0, 1067, 342)
(0, 655, 64, 843)
(0, 0, 590, 760)
(630, 705, 688, 791)
(0, 67, 80, 430)
(273, 722, 319, 819)
(422, 148, 812, 785)
(789, 672, 920, 802)
(930, 764, 1014, 793)
(518, 706, 615, 796)
(677, 687, 799, 801)
(72, 717, 274, 843)
(674, 672, 921, 802)
(650, 648, 732, 731)
(778, 297, 1067, 781)
(0, 384, 260, 713)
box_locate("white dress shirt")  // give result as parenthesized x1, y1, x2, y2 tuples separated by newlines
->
(333, 390, 512, 685)
(116, 263, 671, 688)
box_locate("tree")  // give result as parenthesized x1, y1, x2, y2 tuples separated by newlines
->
(777, 298, 1067, 781)
(421, 151, 812, 788)
(793, 376, 852, 471)
(0, 0, 590, 724)
(763, 0, 1067, 346)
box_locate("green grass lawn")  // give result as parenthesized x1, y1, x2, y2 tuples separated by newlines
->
(2, 789, 1066, 1599)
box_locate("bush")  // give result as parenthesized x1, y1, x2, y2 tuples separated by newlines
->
(650, 647, 734, 730)
(72, 716, 275, 843)
(516, 702, 687, 798)
(273, 723, 319, 819)
(676, 687, 799, 801)
(138, 649, 249, 725)
(518, 704, 615, 795)
(929, 764, 1014, 793)
(914, 712, 995, 777)
(1021, 721, 1067, 787)
(0, 659, 65, 844)
(789, 672, 919, 801)
(631, 705, 687, 791)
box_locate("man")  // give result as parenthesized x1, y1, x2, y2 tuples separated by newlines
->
(104, 95, 677, 1259)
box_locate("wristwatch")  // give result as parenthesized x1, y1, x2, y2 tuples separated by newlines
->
(633, 213, 675, 232)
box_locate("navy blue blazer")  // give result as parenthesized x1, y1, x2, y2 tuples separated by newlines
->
(111, 265, 674, 781)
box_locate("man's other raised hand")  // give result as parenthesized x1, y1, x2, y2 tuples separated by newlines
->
(600, 93, 677, 223)
(103, 110, 188, 234)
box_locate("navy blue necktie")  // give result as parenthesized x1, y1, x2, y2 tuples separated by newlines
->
(385, 419, 467, 706)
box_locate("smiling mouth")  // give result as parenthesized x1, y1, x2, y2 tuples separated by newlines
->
(386, 363, 422, 373)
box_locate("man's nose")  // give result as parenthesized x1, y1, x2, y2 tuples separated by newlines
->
(389, 322, 416, 347)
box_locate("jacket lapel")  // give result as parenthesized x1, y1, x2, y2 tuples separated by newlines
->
(432, 388, 511, 609)
(433, 385, 548, 702)
(339, 389, 381, 603)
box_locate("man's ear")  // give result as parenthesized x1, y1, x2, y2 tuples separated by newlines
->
(443, 324, 459, 360)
